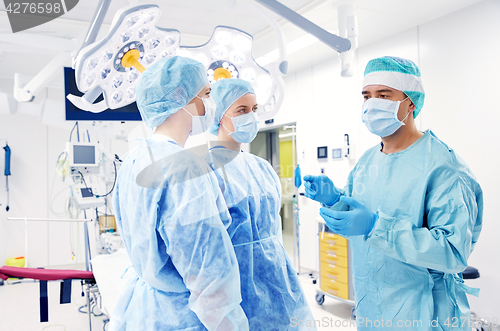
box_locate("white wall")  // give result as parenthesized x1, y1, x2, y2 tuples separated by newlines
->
(269, 0, 499, 318)
(0, 80, 136, 268)
(417, 0, 500, 319)
(0, 113, 51, 267)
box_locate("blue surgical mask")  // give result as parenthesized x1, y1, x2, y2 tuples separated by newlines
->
(362, 97, 410, 137)
(184, 95, 216, 136)
(222, 111, 259, 143)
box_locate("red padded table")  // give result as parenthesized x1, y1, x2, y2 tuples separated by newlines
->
(0, 266, 95, 322)
(0, 266, 94, 281)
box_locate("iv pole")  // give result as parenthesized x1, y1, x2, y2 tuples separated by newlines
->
(284, 125, 301, 272)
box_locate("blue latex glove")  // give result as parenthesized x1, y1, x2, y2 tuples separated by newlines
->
(320, 196, 378, 237)
(303, 175, 341, 205)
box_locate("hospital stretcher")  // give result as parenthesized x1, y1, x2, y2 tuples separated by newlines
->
(0, 248, 132, 331)
(0, 266, 96, 326)
(2, 217, 100, 330)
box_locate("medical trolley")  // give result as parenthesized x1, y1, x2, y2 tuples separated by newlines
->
(315, 219, 356, 319)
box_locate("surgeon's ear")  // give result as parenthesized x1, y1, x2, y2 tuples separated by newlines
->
(409, 101, 415, 112)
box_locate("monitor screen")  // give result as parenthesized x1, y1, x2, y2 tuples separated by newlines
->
(73, 145, 96, 165)
(64, 67, 142, 121)
(80, 187, 94, 198)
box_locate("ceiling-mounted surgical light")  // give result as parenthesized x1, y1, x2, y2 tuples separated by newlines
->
(70, 4, 181, 111)
(179, 26, 277, 108)
(68, 6, 282, 116)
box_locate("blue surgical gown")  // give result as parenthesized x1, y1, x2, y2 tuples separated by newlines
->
(110, 135, 249, 331)
(206, 147, 316, 331)
(327, 130, 483, 331)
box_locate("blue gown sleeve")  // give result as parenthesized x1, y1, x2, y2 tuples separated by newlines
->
(157, 162, 249, 331)
(365, 167, 483, 274)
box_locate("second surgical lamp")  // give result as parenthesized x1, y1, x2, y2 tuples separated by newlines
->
(68, 4, 281, 118)
(68, 1, 356, 120)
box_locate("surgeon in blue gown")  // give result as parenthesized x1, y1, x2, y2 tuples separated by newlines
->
(206, 78, 316, 331)
(304, 57, 483, 331)
(110, 57, 248, 331)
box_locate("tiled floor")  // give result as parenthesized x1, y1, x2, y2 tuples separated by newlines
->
(0, 274, 355, 331)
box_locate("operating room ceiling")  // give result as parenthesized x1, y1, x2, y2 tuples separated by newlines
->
(0, 0, 485, 84)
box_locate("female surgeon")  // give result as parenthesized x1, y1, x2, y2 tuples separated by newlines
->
(110, 57, 248, 331)
(206, 78, 316, 330)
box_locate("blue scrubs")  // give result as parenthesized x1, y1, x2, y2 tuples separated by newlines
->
(110, 136, 248, 331)
(207, 147, 316, 331)
(327, 130, 482, 331)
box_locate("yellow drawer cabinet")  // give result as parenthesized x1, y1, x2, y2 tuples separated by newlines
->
(319, 241, 348, 258)
(319, 232, 348, 247)
(320, 262, 349, 284)
(319, 253, 348, 268)
(320, 277, 349, 300)
(316, 230, 355, 312)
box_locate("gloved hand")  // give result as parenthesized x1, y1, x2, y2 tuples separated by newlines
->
(303, 175, 341, 205)
(319, 196, 378, 237)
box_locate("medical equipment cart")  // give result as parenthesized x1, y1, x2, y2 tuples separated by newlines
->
(315, 218, 356, 319)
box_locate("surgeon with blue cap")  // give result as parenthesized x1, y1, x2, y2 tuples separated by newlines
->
(206, 78, 316, 330)
(304, 56, 483, 330)
(110, 57, 249, 331)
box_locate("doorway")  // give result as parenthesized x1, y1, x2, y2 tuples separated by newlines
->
(250, 123, 297, 259)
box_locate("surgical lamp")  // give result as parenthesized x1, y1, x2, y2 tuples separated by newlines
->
(178, 26, 276, 108)
(69, 0, 356, 119)
(68, 3, 285, 120)
(69, 4, 181, 112)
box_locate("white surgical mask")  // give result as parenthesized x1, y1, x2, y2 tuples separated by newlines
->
(184, 95, 216, 136)
(362, 97, 410, 137)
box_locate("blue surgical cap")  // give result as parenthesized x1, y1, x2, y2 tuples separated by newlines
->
(208, 78, 255, 135)
(363, 56, 425, 118)
(136, 56, 208, 128)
